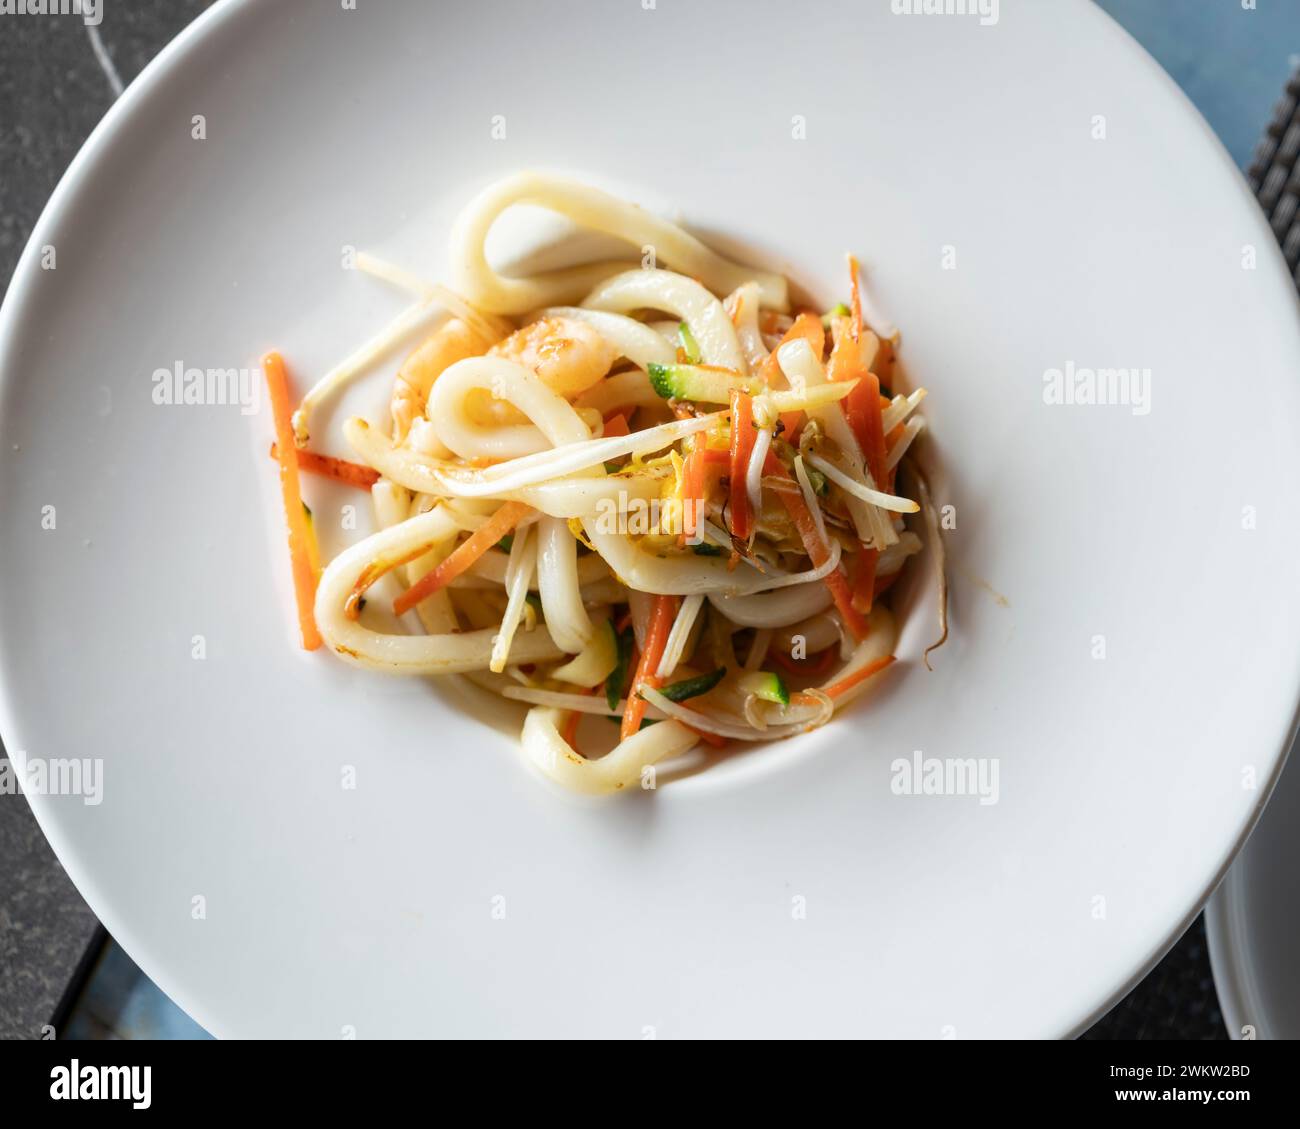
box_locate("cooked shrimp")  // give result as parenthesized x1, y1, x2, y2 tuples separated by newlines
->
(391, 318, 499, 441)
(488, 315, 616, 399)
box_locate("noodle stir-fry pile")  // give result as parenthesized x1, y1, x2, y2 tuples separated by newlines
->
(263, 173, 938, 794)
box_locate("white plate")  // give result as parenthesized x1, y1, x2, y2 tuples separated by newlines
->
(1206, 731, 1300, 1040)
(3, 0, 1300, 1039)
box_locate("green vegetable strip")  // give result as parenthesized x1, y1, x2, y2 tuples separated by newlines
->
(605, 626, 635, 712)
(656, 666, 726, 703)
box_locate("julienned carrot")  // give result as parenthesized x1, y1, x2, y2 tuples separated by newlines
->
(561, 710, 582, 750)
(762, 312, 824, 435)
(764, 453, 869, 641)
(874, 569, 901, 600)
(394, 500, 531, 616)
(263, 352, 322, 651)
(828, 321, 889, 599)
(621, 594, 679, 740)
(771, 644, 838, 677)
(827, 316, 863, 382)
(822, 565, 867, 642)
(824, 654, 895, 700)
(761, 312, 824, 382)
(686, 724, 727, 749)
(845, 372, 887, 490)
(848, 254, 863, 341)
(728, 388, 757, 542)
(602, 411, 631, 438)
(852, 547, 879, 615)
(680, 445, 706, 543)
(346, 541, 440, 621)
(561, 685, 596, 751)
(270, 443, 380, 490)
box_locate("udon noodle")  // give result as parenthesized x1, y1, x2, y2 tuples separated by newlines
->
(265, 173, 937, 795)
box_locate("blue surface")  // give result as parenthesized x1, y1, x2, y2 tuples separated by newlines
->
(1096, 0, 1300, 168)
(65, 940, 211, 1040)
(64, 0, 1299, 1042)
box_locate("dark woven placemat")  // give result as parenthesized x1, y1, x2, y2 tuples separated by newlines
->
(1248, 61, 1300, 288)
(1082, 916, 1225, 1039)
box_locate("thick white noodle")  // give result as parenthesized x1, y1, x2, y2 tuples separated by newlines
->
(582, 269, 746, 372)
(582, 523, 839, 596)
(817, 606, 898, 706)
(520, 707, 699, 795)
(725, 282, 768, 374)
(708, 581, 833, 629)
(464, 544, 609, 590)
(572, 369, 662, 416)
(371, 481, 459, 635)
(429, 356, 590, 460)
(537, 515, 594, 653)
(345, 418, 664, 517)
(744, 628, 773, 670)
(878, 531, 923, 576)
(640, 686, 832, 743)
(774, 613, 842, 656)
(315, 509, 564, 673)
(541, 307, 676, 371)
(449, 171, 787, 315)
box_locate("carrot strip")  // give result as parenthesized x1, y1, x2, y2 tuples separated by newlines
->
(852, 547, 879, 615)
(270, 443, 380, 490)
(561, 710, 582, 750)
(771, 645, 839, 677)
(827, 316, 863, 383)
(845, 372, 887, 490)
(823, 569, 868, 641)
(602, 411, 631, 438)
(394, 500, 531, 616)
(764, 453, 869, 641)
(824, 654, 895, 700)
(347, 541, 440, 621)
(874, 569, 901, 599)
(761, 312, 824, 436)
(848, 254, 863, 341)
(561, 686, 595, 752)
(728, 389, 757, 542)
(263, 352, 322, 651)
(761, 313, 824, 381)
(686, 725, 727, 748)
(680, 445, 706, 543)
(621, 594, 679, 740)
